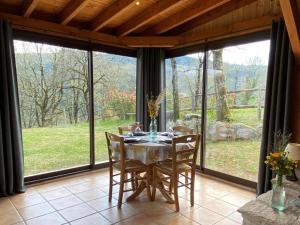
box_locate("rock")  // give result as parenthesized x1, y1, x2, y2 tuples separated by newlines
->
(207, 121, 257, 141)
(256, 124, 263, 136)
(232, 123, 257, 140)
(207, 121, 233, 141)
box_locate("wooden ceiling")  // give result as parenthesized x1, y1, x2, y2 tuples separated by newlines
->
(0, 0, 284, 50)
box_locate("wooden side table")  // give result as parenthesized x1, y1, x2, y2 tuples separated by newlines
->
(238, 180, 300, 225)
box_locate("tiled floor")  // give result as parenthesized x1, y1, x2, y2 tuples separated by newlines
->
(0, 169, 256, 225)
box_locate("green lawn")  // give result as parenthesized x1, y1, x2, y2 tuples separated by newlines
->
(23, 108, 262, 182)
(23, 119, 134, 176)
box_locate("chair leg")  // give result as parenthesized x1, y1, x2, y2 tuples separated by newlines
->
(152, 167, 157, 201)
(168, 179, 173, 194)
(131, 172, 136, 191)
(173, 174, 179, 212)
(109, 165, 113, 202)
(118, 172, 125, 208)
(190, 170, 195, 207)
(185, 171, 189, 185)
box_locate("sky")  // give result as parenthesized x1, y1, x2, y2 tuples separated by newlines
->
(189, 40, 270, 65)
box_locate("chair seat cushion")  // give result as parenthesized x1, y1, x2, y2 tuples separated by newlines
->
(156, 161, 191, 174)
(113, 159, 147, 172)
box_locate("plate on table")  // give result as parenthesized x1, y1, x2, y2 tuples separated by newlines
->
(159, 132, 177, 137)
(124, 137, 141, 143)
(160, 138, 172, 144)
(133, 132, 147, 136)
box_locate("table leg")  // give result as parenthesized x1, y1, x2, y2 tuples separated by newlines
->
(126, 164, 175, 204)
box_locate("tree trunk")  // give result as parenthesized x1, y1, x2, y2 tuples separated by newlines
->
(212, 49, 230, 121)
(171, 58, 180, 122)
(194, 56, 203, 112)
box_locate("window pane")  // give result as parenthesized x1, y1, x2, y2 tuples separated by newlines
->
(165, 53, 204, 164)
(93, 52, 137, 163)
(14, 40, 90, 176)
(204, 40, 270, 182)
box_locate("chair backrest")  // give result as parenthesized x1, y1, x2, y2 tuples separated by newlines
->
(172, 125, 193, 135)
(118, 124, 143, 135)
(105, 132, 126, 170)
(171, 134, 200, 171)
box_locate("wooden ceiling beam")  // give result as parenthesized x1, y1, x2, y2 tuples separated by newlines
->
(279, 0, 300, 59)
(121, 36, 180, 47)
(171, 0, 258, 35)
(176, 15, 278, 49)
(59, 0, 89, 25)
(90, 0, 137, 32)
(0, 12, 128, 49)
(149, 0, 231, 34)
(116, 0, 183, 37)
(22, 0, 39, 18)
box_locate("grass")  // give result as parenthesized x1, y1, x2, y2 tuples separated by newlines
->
(23, 119, 134, 176)
(22, 108, 262, 182)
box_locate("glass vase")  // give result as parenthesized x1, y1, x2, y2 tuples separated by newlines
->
(271, 174, 286, 211)
(149, 118, 157, 141)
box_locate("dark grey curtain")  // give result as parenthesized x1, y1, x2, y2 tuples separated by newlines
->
(257, 20, 294, 195)
(0, 20, 25, 196)
(136, 48, 166, 131)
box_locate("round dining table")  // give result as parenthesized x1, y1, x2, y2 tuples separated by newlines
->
(111, 133, 191, 203)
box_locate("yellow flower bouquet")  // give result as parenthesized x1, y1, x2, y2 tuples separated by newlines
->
(265, 132, 297, 186)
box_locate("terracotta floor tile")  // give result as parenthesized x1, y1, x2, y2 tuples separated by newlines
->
(214, 218, 241, 225)
(154, 213, 200, 225)
(18, 202, 55, 220)
(49, 195, 83, 210)
(41, 188, 73, 201)
(26, 212, 66, 225)
(221, 193, 253, 207)
(203, 199, 238, 216)
(66, 182, 96, 194)
(58, 203, 96, 222)
(0, 171, 256, 225)
(115, 213, 158, 225)
(228, 211, 243, 224)
(75, 188, 107, 202)
(10, 193, 46, 209)
(100, 204, 142, 223)
(87, 196, 118, 212)
(0, 208, 23, 225)
(183, 207, 224, 225)
(70, 213, 111, 225)
(0, 198, 15, 212)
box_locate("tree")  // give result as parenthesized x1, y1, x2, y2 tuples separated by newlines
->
(212, 49, 230, 121)
(171, 58, 180, 122)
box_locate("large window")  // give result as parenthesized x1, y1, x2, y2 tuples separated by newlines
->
(93, 52, 136, 163)
(166, 40, 270, 183)
(14, 40, 90, 176)
(14, 41, 137, 176)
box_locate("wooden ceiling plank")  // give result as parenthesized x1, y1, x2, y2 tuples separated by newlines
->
(171, 0, 258, 35)
(279, 0, 300, 59)
(121, 36, 180, 47)
(177, 15, 278, 48)
(150, 0, 231, 34)
(59, 0, 89, 25)
(116, 0, 183, 37)
(90, 0, 137, 32)
(22, 0, 39, 18)
(0, 12, 128, 49)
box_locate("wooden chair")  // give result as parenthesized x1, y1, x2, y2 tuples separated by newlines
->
(172, 125, 194, 185)
(118, 124, 143, 135)
(105, 132, 148, 208)
(172, 125, 193, 135)
(152, 134, 200, 212)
